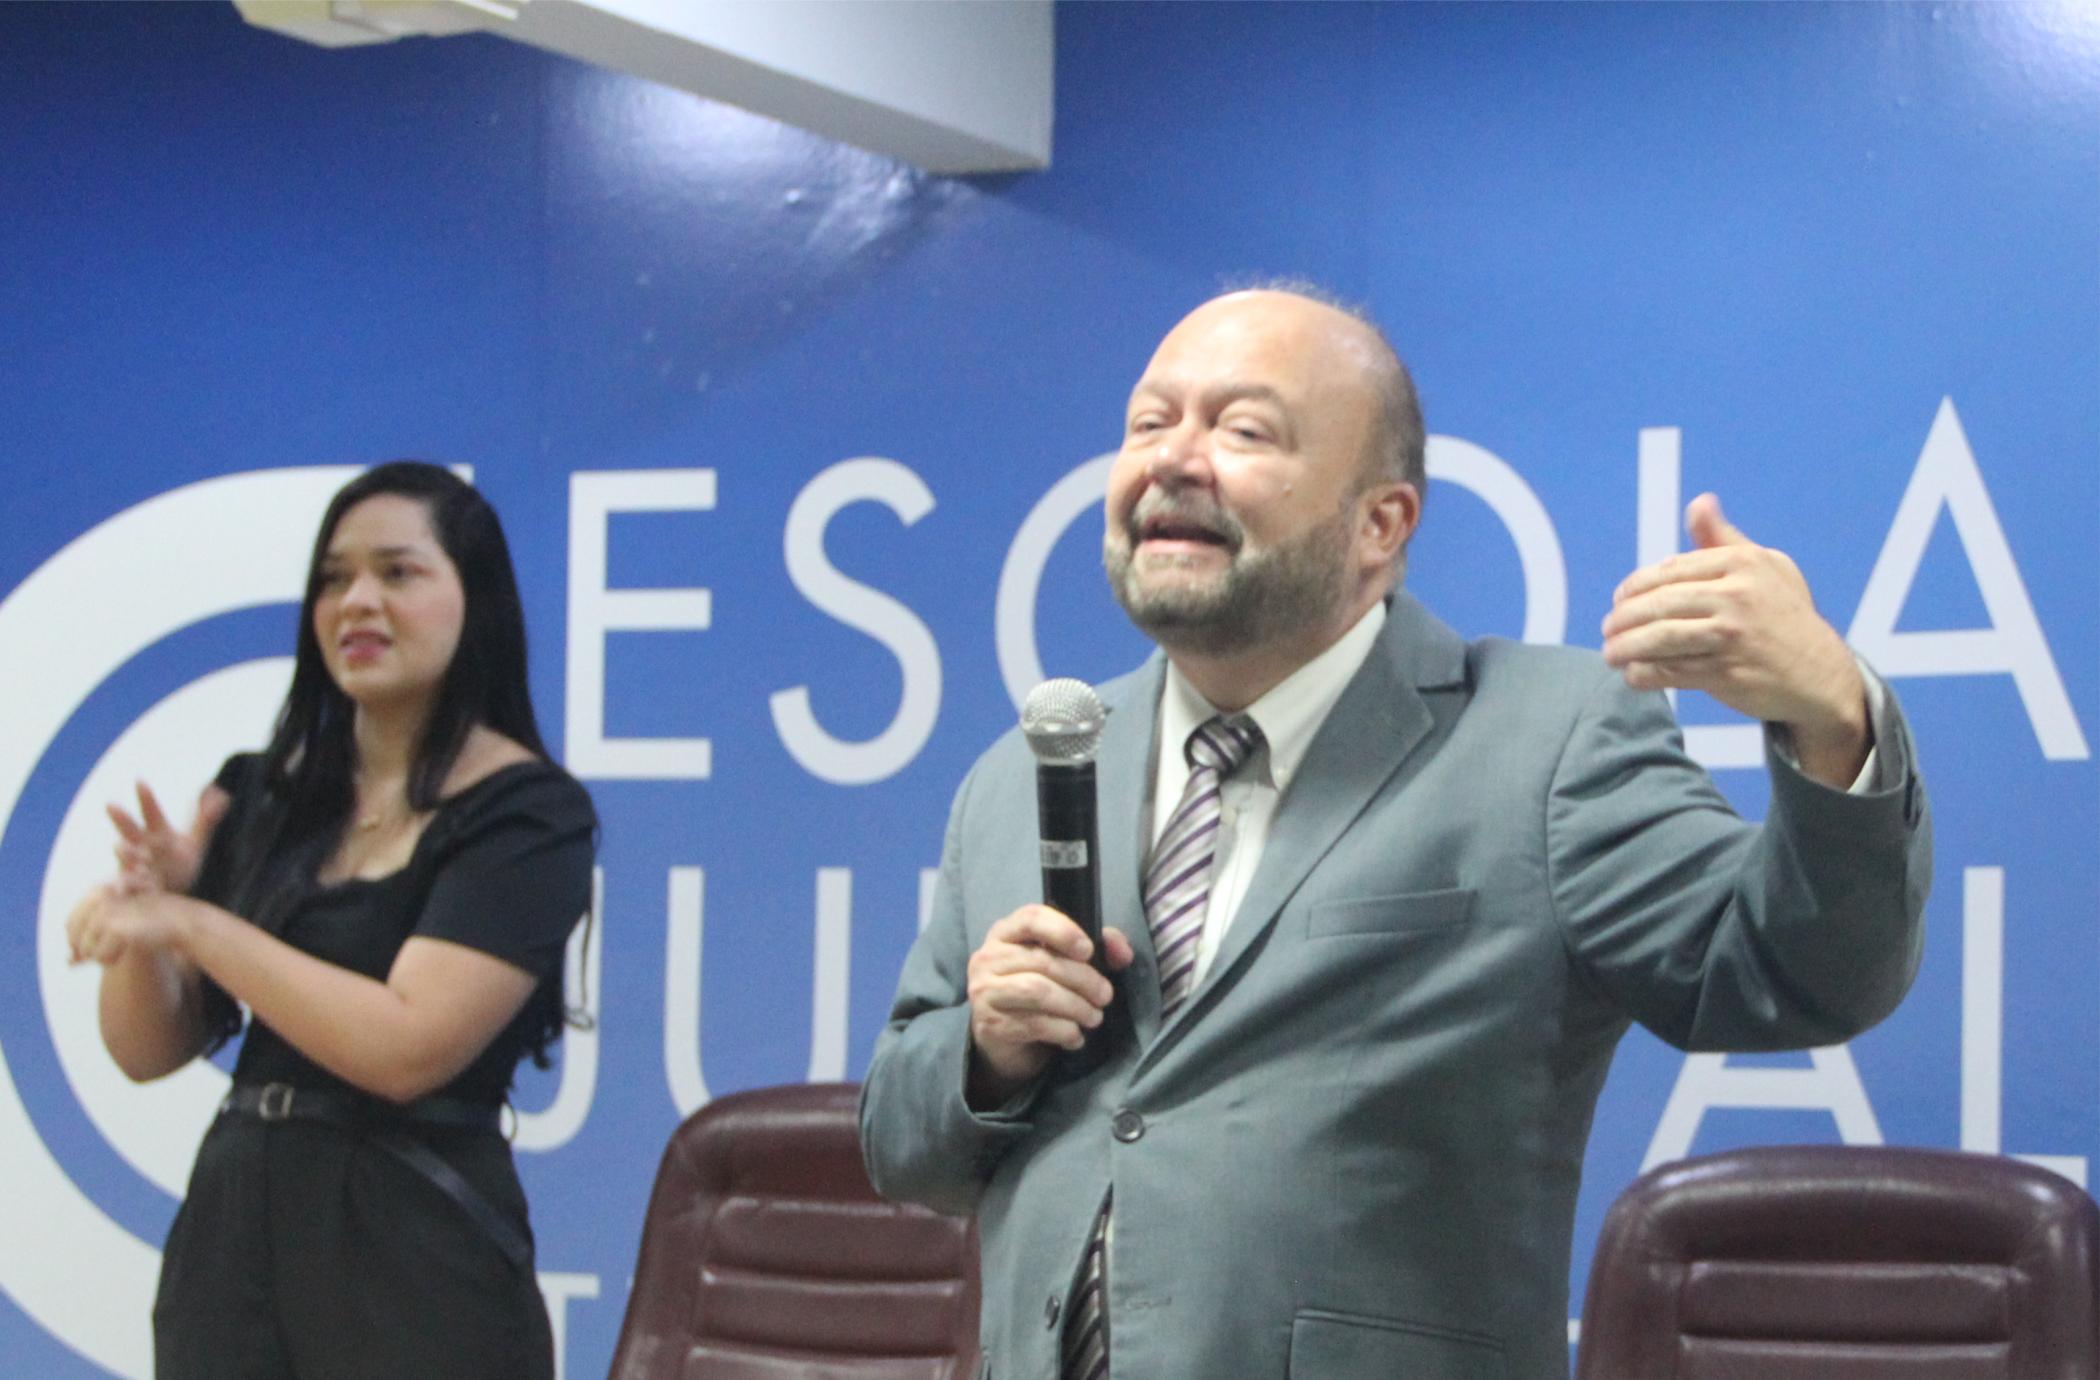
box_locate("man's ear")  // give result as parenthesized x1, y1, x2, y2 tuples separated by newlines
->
(1360, 481, 1421, 565)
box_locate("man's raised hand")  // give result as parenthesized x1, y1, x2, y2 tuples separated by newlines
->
(1603, 493, 1868, 787)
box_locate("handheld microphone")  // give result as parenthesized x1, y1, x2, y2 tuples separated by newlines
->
(1021, 679, 1126, 1063)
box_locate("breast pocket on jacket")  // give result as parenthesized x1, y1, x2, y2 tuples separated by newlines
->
(1305, 887, 1475, 940)
(1289, 1309, 1504, 1380)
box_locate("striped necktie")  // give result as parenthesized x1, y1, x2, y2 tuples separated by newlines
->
(1145, 715, 1264, 1018)
(1061, 716, 1263, 1380)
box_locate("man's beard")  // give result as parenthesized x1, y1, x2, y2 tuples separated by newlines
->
(1104, 489, 1357, 659)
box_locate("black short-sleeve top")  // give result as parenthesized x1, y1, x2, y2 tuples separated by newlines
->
(193, 753, 597, 1107)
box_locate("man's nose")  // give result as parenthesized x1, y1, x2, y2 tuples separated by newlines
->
(1145, 419, 1210, 485)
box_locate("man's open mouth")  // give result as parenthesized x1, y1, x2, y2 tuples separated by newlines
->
(1131, 495, 1241, 552)
(1142, 517, 1230, 547)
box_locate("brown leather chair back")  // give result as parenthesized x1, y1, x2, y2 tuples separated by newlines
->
(1575, 1144, 2099, 1379)
(607, 1082, 980, 1380)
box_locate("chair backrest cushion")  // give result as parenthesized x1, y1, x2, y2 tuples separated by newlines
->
(1575, 1144, 2099, 1380)
(607, 1082, 980, 1380)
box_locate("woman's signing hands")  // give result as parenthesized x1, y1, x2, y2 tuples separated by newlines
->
(108, 782, 229, 896)
(66, 882, 187, 967)
(66, 783, 228, 966)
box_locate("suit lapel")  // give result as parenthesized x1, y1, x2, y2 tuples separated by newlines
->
(1095, 656, 1166, 1042)
(1141, 594, 1470, 1063)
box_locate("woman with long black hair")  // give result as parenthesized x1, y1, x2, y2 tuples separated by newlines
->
(67, 461, 594, 1380)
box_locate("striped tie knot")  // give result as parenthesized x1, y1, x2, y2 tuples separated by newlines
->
(1187, 716, 1263, 776)
(1145, 715, 1265, 1018)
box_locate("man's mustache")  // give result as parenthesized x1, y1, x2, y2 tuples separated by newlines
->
(1122, 489, 1246, 552)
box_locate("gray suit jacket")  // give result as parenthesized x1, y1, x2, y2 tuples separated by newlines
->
(861, 592, 1931, 1380)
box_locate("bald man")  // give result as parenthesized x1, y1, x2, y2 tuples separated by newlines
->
(861, 289, 1930, 1380)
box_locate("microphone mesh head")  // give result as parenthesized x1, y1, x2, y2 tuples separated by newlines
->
(1021, 679, 1106, 765)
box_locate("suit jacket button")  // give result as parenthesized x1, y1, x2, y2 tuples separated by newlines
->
(1045, 1294, 1062, 1327)
(1112, 1108, 1144, 1142)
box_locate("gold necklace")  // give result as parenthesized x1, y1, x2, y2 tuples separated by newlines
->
(354, 789, 407, 834)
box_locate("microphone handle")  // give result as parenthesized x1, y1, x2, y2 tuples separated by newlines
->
(1036, 762, 1103, 957)
(1036, 762, 1129, 1069)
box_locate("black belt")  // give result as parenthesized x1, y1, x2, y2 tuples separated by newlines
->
(221, 1083, 530, 1273)
(222, 1082, 502, 1134)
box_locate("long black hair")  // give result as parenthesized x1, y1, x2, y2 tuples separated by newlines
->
(262, 461, 546, 824)
(214, 462, 576, 1068)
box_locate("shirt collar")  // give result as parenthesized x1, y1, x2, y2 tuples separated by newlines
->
(1160, 600, 1387, 794)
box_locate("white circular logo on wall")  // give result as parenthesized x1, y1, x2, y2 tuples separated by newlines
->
(0, 467, 355, 1378)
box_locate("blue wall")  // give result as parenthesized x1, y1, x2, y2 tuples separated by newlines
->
(0, 3, 2093, 1375)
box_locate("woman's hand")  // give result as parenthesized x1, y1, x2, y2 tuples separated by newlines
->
(75, 883, 214, 1082)
(108, 782, 229, 897)
(66, 883, 195, 968)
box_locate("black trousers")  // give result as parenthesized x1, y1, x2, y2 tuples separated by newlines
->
(154, 1114, 554, 1380)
